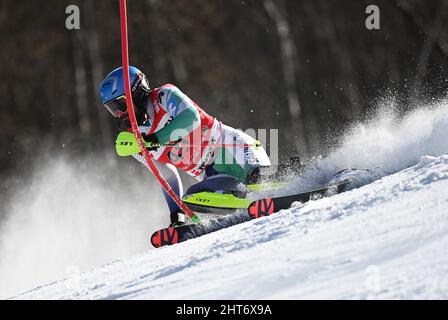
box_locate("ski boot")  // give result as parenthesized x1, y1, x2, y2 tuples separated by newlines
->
(169, 210, 186, 228)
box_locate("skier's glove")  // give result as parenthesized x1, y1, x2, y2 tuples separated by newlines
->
(115, 132, 162, 156)
(142, 133, 160, 151)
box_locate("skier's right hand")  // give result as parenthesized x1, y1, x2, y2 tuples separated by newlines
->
(142, 133, 160, 151)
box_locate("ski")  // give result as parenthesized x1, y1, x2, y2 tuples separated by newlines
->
(247, 182, 347, 219)
(150, 182, 348, 248)
(150, 211, 252, 248)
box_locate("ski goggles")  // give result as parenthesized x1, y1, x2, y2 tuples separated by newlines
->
(104, 95, 128, 118)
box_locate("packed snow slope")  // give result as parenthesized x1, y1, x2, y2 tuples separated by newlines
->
(14, 154, 448, 299)
(13, 103, 448, 299)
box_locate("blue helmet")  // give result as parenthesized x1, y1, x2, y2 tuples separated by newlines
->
(99, 66, 150, 118)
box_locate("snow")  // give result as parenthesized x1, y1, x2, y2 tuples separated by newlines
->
(3, 102, 448, 300)
(12, 153, 448, 300)
(0, 157, 168, 299)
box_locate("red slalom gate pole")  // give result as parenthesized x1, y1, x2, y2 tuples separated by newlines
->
(118, 0, 200, 224)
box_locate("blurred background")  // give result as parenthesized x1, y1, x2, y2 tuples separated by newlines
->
(1, 0, 448, 174)
(1, 0, 448, 298)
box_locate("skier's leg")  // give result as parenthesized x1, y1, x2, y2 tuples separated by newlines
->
(185, 172, 250, 198)
(213, 125, 271, 184)
(186, 125, 273, 196)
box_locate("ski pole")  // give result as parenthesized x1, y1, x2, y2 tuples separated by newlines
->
(115, 132, 262, 157)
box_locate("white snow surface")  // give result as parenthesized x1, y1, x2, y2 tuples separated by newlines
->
(13, 153, 448, 299)
(4, 101, 448, 300)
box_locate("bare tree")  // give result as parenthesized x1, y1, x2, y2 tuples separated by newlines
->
(263, 0, 301, 118)
(263, 0, 307, 153)
(85, 0, 111, 145)
(410, 5, 446, 105)
(145, 0, 169, 79)
(145, 0, 188, 84)
(72, 32, 91, 136)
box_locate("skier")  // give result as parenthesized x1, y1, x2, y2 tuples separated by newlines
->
(100, 66, 271, 227)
